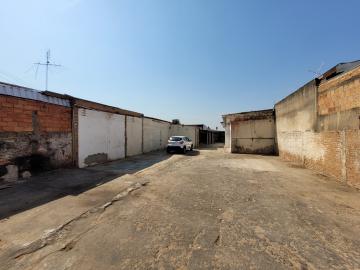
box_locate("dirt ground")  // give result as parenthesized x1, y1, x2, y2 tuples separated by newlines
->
(1, 145, 360, 270)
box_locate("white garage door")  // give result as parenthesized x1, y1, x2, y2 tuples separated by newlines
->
(78, 108, 125, 168)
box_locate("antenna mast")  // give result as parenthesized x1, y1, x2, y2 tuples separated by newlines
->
(34, 50, 61, 90)
(308, 62, 325, 78)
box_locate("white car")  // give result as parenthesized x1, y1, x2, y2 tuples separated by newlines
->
(167, 136, 193, 154)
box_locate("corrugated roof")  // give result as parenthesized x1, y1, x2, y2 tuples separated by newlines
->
(321, 60, 360, 81)
(222, 109, 274, 117)
(0, 81, 70, 107)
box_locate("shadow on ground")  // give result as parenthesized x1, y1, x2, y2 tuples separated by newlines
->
(168, 150, 200, 156)
(185, 150, 200, 156)
(0, 151, 171, 220)
(199, 143, 224, 150)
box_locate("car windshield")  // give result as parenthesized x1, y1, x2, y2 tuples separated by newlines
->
(169, 137, 183, 141)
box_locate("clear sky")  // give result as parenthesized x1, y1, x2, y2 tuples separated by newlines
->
(0, 0, 359, 129)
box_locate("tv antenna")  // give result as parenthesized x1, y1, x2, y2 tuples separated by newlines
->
(308, 61, 325, 77)
(34, 50, 62, 90)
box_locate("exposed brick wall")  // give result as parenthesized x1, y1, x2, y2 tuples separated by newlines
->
(316, 66, 360, 187)
(276, 65, 360, 189)
(346, 130, 360, 188)
(0, 95, 72, 180)
(318, 66, 360, 115)
(314, 131, 343, 180)
(0, 95, 71, 132)
(71, 107, 79, 167)
(278, 130, 360, 188)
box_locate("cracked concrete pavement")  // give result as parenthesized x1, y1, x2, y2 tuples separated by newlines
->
(1, 146, 360, 269)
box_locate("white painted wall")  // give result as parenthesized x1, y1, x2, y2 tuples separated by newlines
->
(224, 120, 232, 152)
(231, 119, 275, 139)
(78, 108, 125, 168)
(78, 112, 203, 166)
(143, 118, 170, 153)
(126, 116, 143, 156)
(230, 118, 275, 154)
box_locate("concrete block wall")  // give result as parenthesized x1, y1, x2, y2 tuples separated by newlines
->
(0, 95, 72, 181)
(275, 81, 319, 165)
(275, 80, 317, 133)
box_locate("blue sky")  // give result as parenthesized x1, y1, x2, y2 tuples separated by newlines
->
(0, 0, 359, 129)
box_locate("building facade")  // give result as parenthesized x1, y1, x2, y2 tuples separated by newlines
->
(275, 61, 360, 188)
(222, 109, 276, 154)
(223, 61, 359, 188)
(1, 82, 213, 179)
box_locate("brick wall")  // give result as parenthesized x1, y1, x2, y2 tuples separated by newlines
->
(0, 95, 72, 181)
(276, 65, 360, 189)
(318, 66, 360, 115)
(345, 130, 360, 188)
(278, 130, 360, 188)
(0, 95, 71, 132)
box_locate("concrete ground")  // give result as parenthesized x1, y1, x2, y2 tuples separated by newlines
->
(0, 145, 360, 269)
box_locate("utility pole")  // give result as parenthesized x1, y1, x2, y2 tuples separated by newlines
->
(34, 50, 61, 90)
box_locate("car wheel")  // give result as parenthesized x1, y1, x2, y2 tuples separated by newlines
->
(190, 144, 193, 151)
(183, 146, 187, 154)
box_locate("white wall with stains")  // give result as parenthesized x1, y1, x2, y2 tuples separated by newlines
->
(223, 110, 275, 154)
(231, 118, 275, 154)
(224, 121, 231, 152)
(78, 108, 125, 168)
(143, 118, 170, 153)
(126, 116, 143, 157)
(76, 112, 209, 168)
